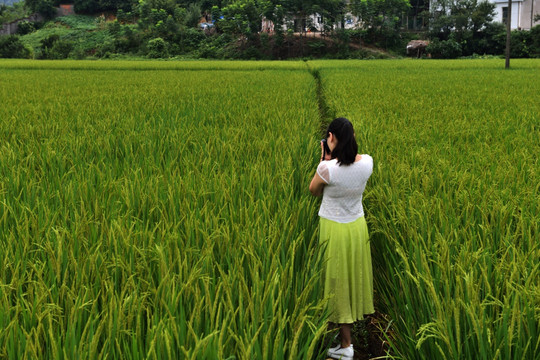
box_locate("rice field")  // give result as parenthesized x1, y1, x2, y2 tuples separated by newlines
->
(0, 59, 539, 359)
(319, 59, 540, 359)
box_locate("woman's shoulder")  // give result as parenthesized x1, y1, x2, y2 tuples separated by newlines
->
(324, 158, 339, 166)
(355, 154, 373, 163)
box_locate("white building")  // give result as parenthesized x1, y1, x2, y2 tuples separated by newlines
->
(487, 0, 538, 29)
(261, 14, 359, 33)
(261, 0, 539, 34)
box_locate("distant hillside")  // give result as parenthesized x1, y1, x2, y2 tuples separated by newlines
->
(1, 0, 23, 6)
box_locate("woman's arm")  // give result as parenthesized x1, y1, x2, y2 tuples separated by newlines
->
(309, 172, 327, 197)
(309, 141, 331, 197)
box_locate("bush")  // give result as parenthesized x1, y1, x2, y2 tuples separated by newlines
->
(39, 34, 74, 59)
(147, 37, 168, 58)
(427, 38, 462, 58)
(332, 29, 351, 57)
(16, 21, 36, 35)
(112, 25, 141, 54)
(530, 25, 540, 57)
(0, 35, 32, 58)
(509, 30, 532, 58)
(107, 20, 122, 36)
(171, 28, 206, 54)
(308, 39, 326, 53)
(196, 43, 222, 58)
(94, 40, 116, 58)
(50, 39, 74, 59)
(474, 22, 506, 55)
(36, 0, 57, 19)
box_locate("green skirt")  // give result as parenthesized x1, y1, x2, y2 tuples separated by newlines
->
(320, 216, 374, 323)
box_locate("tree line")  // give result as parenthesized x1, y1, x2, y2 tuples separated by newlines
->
(1, 0, 539, 59)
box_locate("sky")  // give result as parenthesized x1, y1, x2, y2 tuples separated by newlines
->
(2, 0, 23, 6)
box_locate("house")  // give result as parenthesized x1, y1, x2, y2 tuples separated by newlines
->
(261, 13, 360, 34)
(489, 0, 539, 29)
(257, 0, 538, 34)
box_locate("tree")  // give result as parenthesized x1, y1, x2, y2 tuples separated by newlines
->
(1, 2, 30, 23)
(350, 0, 410, 48)
(217, 0, 262, 37)
(350, 0, 410, 31)
(281, 0, 345, 33)
(72, 0, 136, 14)
(0, 35, 32, 58)
(25, 0, 57, 19)
(425, 0, 496, 57)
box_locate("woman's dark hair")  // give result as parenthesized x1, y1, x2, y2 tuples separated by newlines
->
(326, 117, 358, 166)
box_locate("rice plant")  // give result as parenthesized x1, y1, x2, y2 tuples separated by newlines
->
(0, 63, 328, 359)
(0, 58, 538, 360)
(319, 58, 540, 360)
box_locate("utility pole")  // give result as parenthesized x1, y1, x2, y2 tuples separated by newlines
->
(505, 0, 512, 69)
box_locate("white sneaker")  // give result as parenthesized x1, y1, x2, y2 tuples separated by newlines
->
(327, 344, 354, 360)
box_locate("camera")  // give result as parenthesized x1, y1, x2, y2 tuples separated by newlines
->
(321, 138, 331, 159)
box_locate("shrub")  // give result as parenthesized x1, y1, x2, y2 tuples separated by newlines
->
(173, 28, 206, 53)
(16, 21, 36, 35)
(40, 34, 60, 50)
(50, 39, 74, 59)
(36, 0, 57, 19)
(107, 20, 122, 36)
(94, 40, 116, 58)
(307, 40, 326, 57)
(427, 38, 462, 58)
(197, 43, 221, 58)
(509, 30, 531, 58)
(0, 35, 32, 58)
(530, 25, 540, 57)
(39, 34, 74, 59)
(147, 37, 168, 58)
(475, 22, 506, 55)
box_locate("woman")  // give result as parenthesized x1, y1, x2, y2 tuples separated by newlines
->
(309, 117, 374, 360)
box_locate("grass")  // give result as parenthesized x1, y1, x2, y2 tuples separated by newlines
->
(0, 58, 538, 359)
(0, 64, 328, 359)
(319, 58, 540, 359)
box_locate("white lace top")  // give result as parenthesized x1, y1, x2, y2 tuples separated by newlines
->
(316, 155, 373, 223)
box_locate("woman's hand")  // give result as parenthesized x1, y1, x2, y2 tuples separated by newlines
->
(321, 140, 332, 162)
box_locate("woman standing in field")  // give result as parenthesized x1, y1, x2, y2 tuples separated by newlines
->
(309, 118, 374, 360)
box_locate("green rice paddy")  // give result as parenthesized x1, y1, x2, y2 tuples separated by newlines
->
(0, 58, 538, 359)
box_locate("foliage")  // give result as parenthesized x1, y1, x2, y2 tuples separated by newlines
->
(49, 38, 73, 58)
(16, 20, 36, 35)
(426, 36, 462, 58)
(25, 0, 57, 19)
(425, 0, 497, 56)
(73, 0, 133, 14)
(350, 0, 410, 49)
(0, 35, 32, 58)
(18, 16, 116, 59)
(184, 2, 202, 28)
(531, 25, 540, 58)
(56, 15, 100, 30)
(506, 26, 540, 58)
(473, 21, 505, 55)
(39, 33, 73, 58)
(1, 0, 24, 5)
(217, 0, 261, 36)
(11, 6, 539, 60)
(0, 2, 29, 24)
(146, 36, 168, 57)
